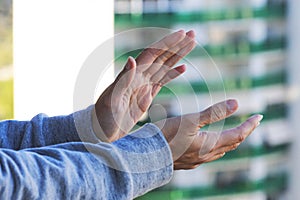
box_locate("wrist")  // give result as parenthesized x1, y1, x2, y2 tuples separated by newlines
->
(91, 106, 110, 142)
(73, 105, 101, 143)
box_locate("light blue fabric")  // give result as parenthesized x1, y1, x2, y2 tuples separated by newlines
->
(0, 107, 173, 199)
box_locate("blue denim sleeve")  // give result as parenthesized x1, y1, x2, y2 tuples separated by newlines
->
(0, 124, 174, 199)
(0, 105, 100, 150)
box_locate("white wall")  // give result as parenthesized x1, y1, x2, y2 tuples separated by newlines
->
(13, 0, 114, 119)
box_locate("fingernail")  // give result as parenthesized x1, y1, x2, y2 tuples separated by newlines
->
(251, 114, 263, 126)
(186, 30, 195, 37)
(126, 56, 133, 69)
(226, 99, 238, 111)
(256, 114, 263, 122)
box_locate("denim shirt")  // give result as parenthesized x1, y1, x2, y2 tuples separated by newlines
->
(0, 106, 173, 199)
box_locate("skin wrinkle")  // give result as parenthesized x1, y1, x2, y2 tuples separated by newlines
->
(155, 100, 263, 170)
(95, 30, 195, 142)
(0, 29, 263, 198)
(93, 30, 263, 172)
(150, 42, 195, 82)
(163, 41, 196, 68)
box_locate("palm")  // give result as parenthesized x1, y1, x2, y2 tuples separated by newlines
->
(95, 30, 196, 142)
(155, 100, 262, 170)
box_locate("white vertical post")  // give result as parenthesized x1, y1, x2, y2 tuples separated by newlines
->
(13, 0, 114, 119)
(287, 0, 300, 199)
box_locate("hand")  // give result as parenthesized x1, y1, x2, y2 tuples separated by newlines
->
(94, 30, 196, 142)
(155, 99, 263, 170)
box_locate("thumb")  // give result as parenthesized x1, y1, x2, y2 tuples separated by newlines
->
(114, 56, 136, 94)
(193, 99, 239, 128)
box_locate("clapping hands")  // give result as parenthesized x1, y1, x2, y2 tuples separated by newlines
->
(94, 30, 262, 170)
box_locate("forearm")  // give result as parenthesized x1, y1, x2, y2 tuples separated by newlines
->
(0, 105, 99, 150)
(0, 124, 173, 199)
(113, 124, 173, 197)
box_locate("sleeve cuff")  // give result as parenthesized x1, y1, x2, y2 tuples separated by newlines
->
(91, 105, 111, 142)
(113, 123, 174, 197)
(72, 105, 102, 143)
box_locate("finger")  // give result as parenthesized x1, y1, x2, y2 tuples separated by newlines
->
(187, 99, 239, 128)
(150, 39, 195, 83)
(174, 162, 201, 170)
(163, 39, 196, 68)
(214, 114, 263, 149)
(210, 142, 240, 156)
(145, 30, 195, 77)
(184, 150, 226, 166)
(161, 64, 186, 84)
(151, 65, 186, 97)
(203, 152, 226, 163)
(135, 30, 186, 72)
(113, 56, 137, 95)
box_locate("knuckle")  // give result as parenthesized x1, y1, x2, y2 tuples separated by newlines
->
(154, 55, 166, 64)
(237, 133, 245, 142)
(190, 165, 197, 169)
(211, 105, 226, 121)
(161, 40, 169, 49)
(146, 47, 160, 58)
(233, 143, 238, 149)
(231, 143, 239, 150)
(199, 131, 208, 139)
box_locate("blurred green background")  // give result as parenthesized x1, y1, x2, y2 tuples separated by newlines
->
(114, 0, 291, 199)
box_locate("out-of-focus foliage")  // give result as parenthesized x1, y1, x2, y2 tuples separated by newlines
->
(0, 0, 13, 119)
(0, 79, 13, 119)
(0, 0, 12, 68)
